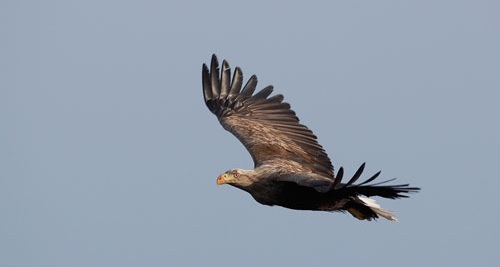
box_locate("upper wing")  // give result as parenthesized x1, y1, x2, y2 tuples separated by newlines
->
(202, 54, 334, 178)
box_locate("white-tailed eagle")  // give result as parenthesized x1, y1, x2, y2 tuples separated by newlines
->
(202, 54, 419, 221)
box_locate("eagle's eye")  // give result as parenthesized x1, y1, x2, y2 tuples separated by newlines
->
(232, 170, 239, 177)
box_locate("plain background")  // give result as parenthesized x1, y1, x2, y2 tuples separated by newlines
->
(2, 1, 499, 266)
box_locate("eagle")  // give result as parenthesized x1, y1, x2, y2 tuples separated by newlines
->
(202, 54, 419, 221)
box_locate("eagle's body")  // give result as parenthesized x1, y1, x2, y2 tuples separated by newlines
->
(203, 54, 419, 221)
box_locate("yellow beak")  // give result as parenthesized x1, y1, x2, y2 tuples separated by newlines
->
(217, 174, 225, 186)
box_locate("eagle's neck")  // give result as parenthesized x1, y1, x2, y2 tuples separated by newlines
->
(231, 167, 279, 206)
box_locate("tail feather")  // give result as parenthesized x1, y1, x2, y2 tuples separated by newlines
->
(345, 197, 398, 221)
(334, 163, 420, 221)
(358, 197, 398, 221)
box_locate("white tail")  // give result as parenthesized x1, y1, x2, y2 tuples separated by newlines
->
(359, 197, 398, 221)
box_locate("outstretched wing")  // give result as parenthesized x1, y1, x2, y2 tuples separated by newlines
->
(202, 54, 334, 178)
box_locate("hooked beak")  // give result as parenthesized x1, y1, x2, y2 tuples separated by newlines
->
(217, 174, 226, 186)
(217, 173, 234, 186)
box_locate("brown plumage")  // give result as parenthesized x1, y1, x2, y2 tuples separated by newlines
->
(203, 54, 419, 221)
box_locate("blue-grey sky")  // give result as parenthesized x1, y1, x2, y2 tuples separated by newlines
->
(2, 1, 499, 266)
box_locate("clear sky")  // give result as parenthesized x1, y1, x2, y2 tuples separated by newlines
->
(2, 1, 499, 266)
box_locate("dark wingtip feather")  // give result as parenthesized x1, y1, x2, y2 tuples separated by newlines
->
(202, 63, 212, 104)
(251, 86, 274, 100)
(210, 55, 220, 99)
(228, 67, 243, 98)
(236, 74, 258, 101)
(333, 167, 344, 188)
(359, 170, 381, 185)
(346, 163, 366, 186)
(267, 94, 284, 103)
(220, 60, 231, 98)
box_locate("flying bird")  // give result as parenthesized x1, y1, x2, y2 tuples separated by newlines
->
(202, 54, 419, 221)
